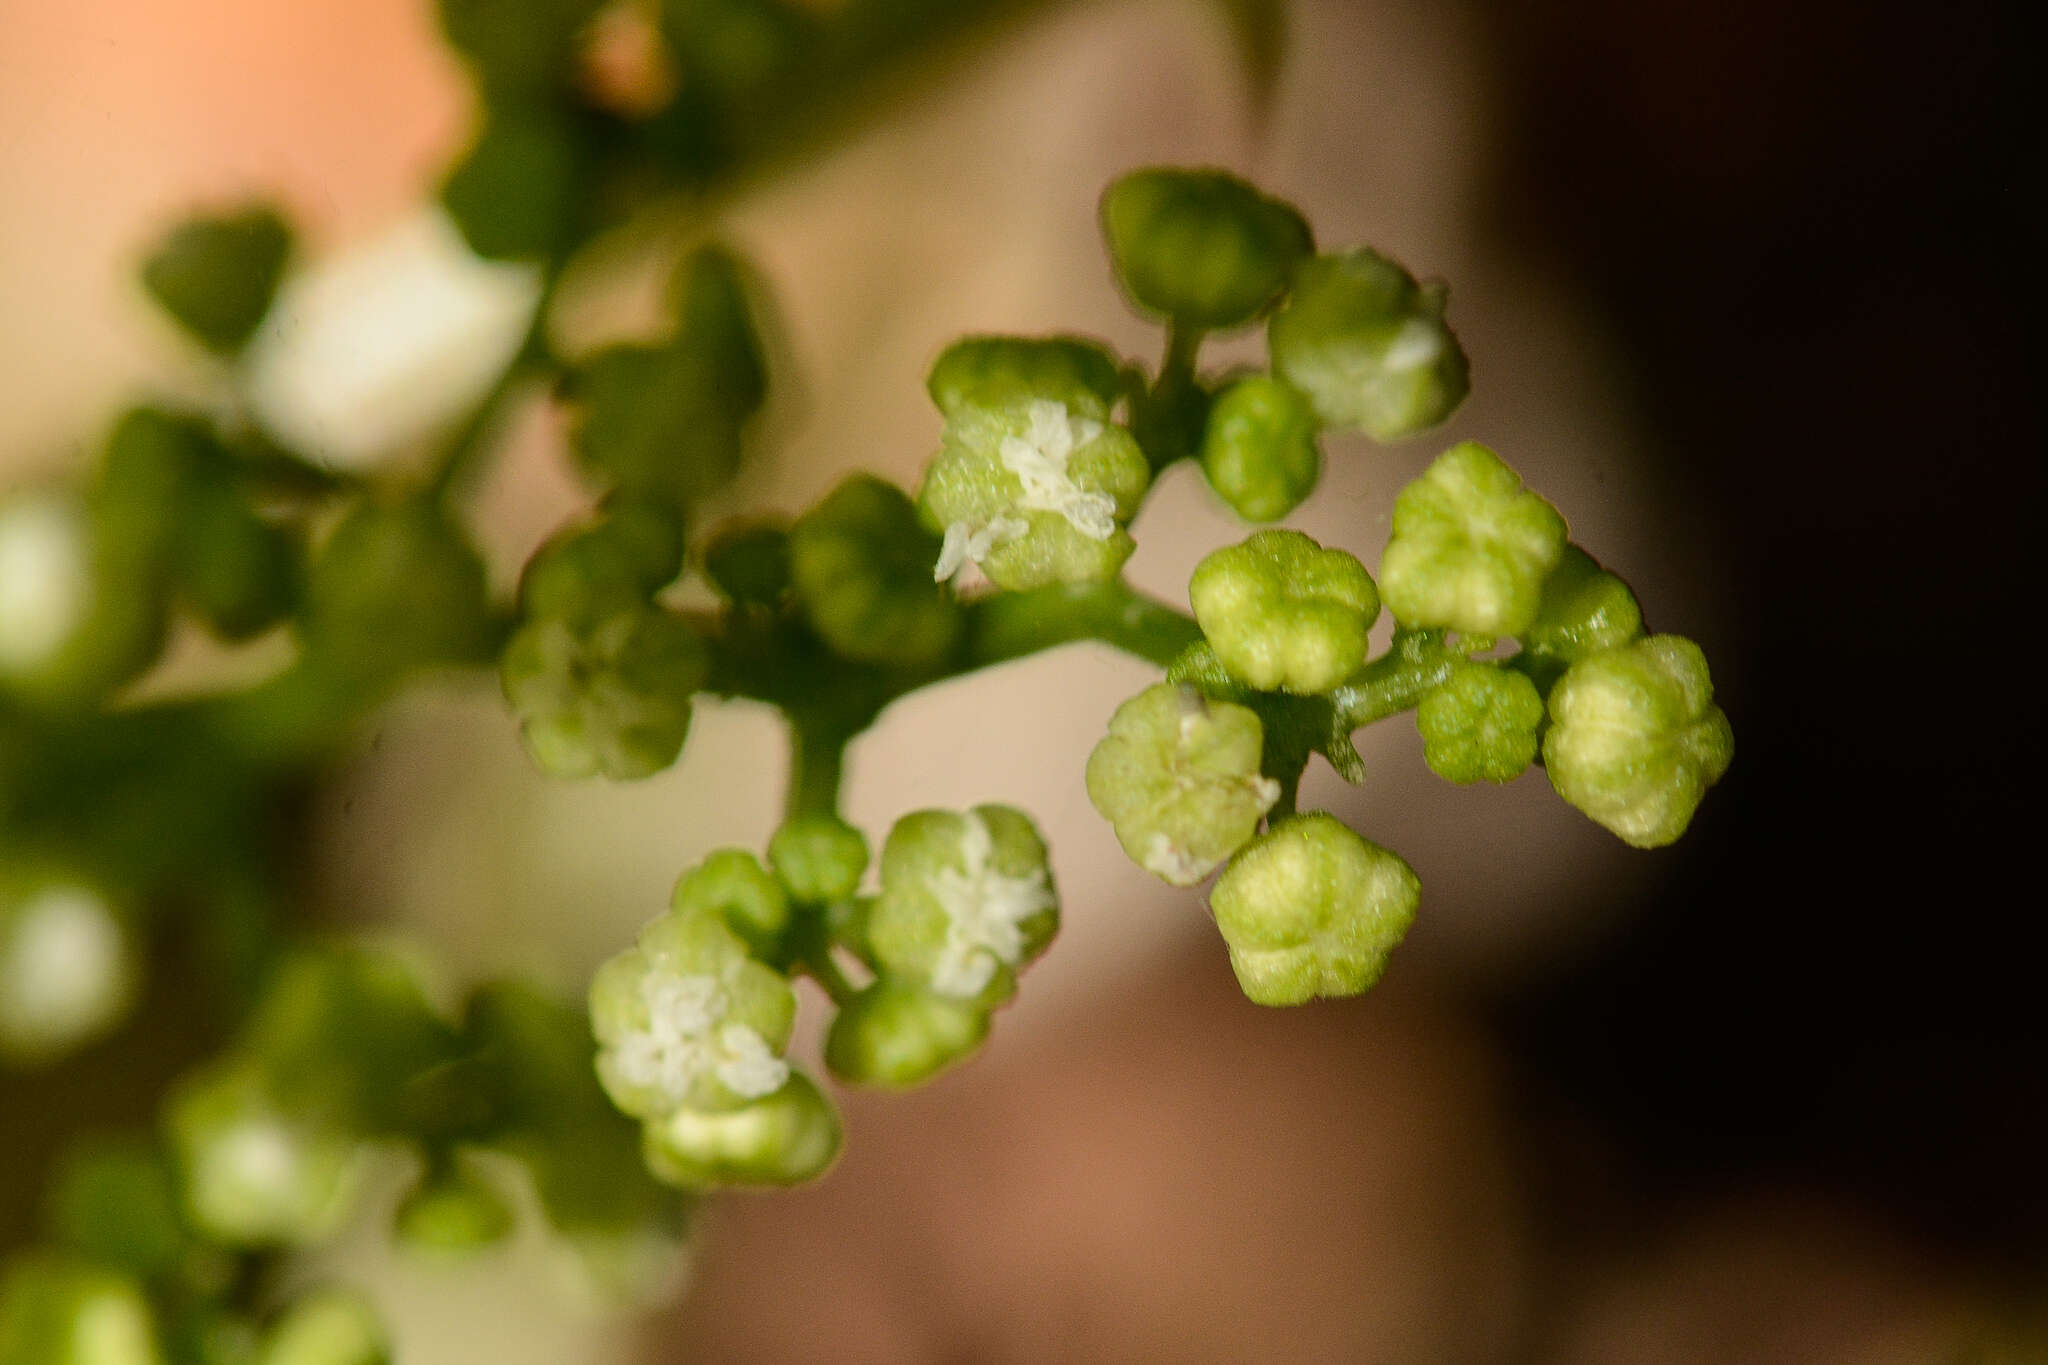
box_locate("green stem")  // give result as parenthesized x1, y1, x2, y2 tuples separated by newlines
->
(962, 578, 1202, 671)
(784, 715, 850, 821)
(801, 945, 861, 1008)
(1329, 629, 1460, 731)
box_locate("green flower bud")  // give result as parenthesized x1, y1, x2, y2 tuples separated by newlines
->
(1084, 683, 1280, 885)
(519, 500, 686, 626)
(255, 1290, 386, 1365)
(1523, 545, 1643, 662)
(394, 1167, 513, 1255)
(788, 475, 961, 668)
(1199, 375, 1321, 522)
(669, 245, 770, 423)
(925, 336, 1123, 420)
(639, 1070, 840, 1189)
(669, 850, 790, 960)
(500, 605, 706, 781)
(1542, 635, 1733, 848)
(1267, 248, 1468, 440)
(1415, 662, 1543, 784)
(179, 475, 297, 641)
(568, 344, 747, 508)
(1100, 168, 1313, 329)
(0, 1255, 162, 1365)
(1378, 442, 1566, 637)
(0, 873, 136, 1066)
(589, 909, 796, 1120)
(767, 815, 870, 905)
(918, 401, 1150, 590)
(866, 806, 1057, 1003)
(164, 1064, 359, 1247)
(700, 521, 789, 608)
(1189, 530, 1378, 694)
(1209, 814, 1420, 1006)
(302, 500, 490, 677)
(824, 981, 990, 1088)
(437, 0, 605, 96)
(140, 205, 292, 355)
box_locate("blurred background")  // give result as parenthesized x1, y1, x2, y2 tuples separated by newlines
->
(1, 0, 2038, 1360)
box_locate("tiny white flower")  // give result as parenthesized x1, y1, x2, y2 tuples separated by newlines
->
(1000, 400, 1117, 539)
(933, 514, 1028, 582)
(927, 811, 1055, 997)
(244, 207, 541, 471)
(0, 495, 93, 678)
(0, 883, 133, 1061)
(612, 973, 787, 1106)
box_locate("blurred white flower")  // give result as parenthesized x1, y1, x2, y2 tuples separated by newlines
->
(245, 208, 541, 471)
(0, 494, 92, 677)
(0, 881, 135, 1064)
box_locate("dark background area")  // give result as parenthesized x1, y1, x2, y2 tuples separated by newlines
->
(1473, 0, 2043, 1280)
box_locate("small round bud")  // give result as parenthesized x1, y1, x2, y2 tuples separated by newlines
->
(500, 605, 707, 781)
(1084, 684, 1279, 886)
(1415, 663, 1544, 784)
(256, 1290, 387, 1365)
(568, 344, 746, 508)
(824, 982, 991, 1088)
(1199, 375, 1321, 521)
(1378, 442, 1566, 637)
(1100, 168, 1313, 329)
(1523, 545, 1643, 662)
(669, 850, 791, 960)
(589, 909, 795, 1120)
(394, 1167, 512, 1255)
(164, 1065, 359, 1248)
(767, 815, 870, 905)
(1543, 635, 1733, 848)
(303, 500, 490, 677)
(789, 476, 962, 668)
(926, 336, 1123, 420)
(0, 1255, 162, 1365)
(867, 806, 1058, 1004)
(1208, 813, 1419, 1006)
(140, 205, 292, 355)
(1267, 248, 1468, 440)
(1189, 530, 1379, 694)
(918, 401, 1150, 590)
(700, 521, 790, 609)
(639, 1070, 841, 1188)
(0, 874, 136, 1066)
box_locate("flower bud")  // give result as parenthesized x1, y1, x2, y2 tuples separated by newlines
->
(1415, 663, 1544, 784)
(1522, 545, 1642, 663)
(669, 850, 790, 960)
(500, 605, 706, 781)
(255, 1290, 387, 1365)
(0, 1255, 162, 1365)
(1190, 530, 1378, 694)
(1378, 442, 1566, 637)
(589, 909, 795, 1120)
(394, 1166, 513, 1255)
(1208, 813, 1419, 1006)
(825, 982, 990, 1088)
(164, 1065, 359, 1247)
(303, 499, 490, 678)
(1084, 684, 1279, 885)
(789, 476, 961, 668)
(639, 1070, 841, 1188)
(866, 806, 1057, 1004)
(519, 498, 686, 625)
(140, 205, 292, 355)
(767, 815, 870, 906)
(1100, 169, 1313, 329)
(0, 874, 135, 1067)
(1199, 375, 1321, 522)
(926, 336, 1123, 420)
(700, 521, 789, 609)
(1543, 635, 1733, 848)
(918, 400, 1149, 590)
(1267, 248, 1467, 440)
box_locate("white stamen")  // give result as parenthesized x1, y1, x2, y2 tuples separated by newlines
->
(999, 400, 1116, 539)
(926, 811, 1054, 997)
(611, 973, 786, 1105)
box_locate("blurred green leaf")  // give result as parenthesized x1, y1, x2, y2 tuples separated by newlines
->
(140, 208, 292, 356)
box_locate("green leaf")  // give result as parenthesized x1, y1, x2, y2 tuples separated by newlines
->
(140, 207, 292, 355)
